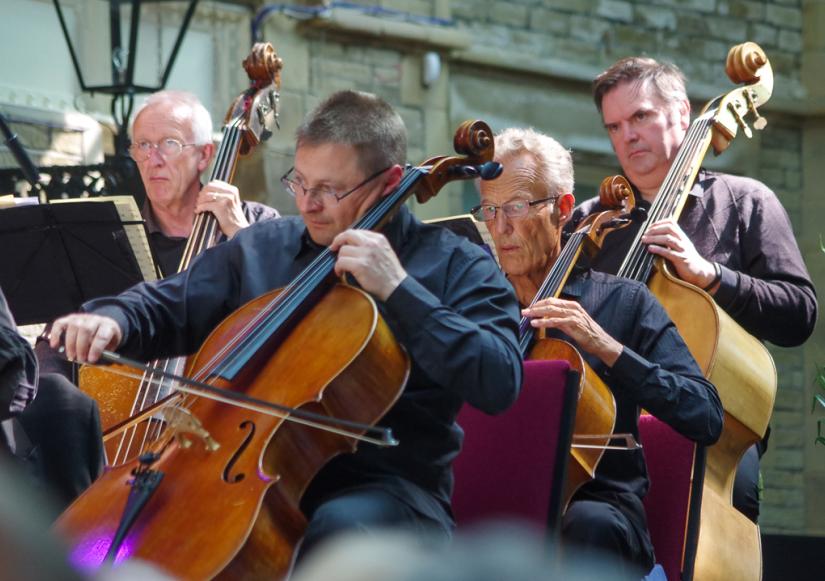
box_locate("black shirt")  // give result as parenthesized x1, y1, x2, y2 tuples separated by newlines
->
(554, 269, 723, 568)
(84, 205, 523, 528)
(555, 270, 722, 495)
(569, 170, 817, 347)
(0, 288, 37, 420)
(142, 200, 281, 277)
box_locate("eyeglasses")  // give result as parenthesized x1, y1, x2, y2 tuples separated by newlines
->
(129, 138, 198, 162)
(281, 166, 391, 203)
(470, 196, 559, 222)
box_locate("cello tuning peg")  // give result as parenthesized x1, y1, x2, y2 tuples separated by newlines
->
(478, 161, 503, 180)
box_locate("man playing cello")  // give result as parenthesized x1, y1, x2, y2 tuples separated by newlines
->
(50, 90, 522, 565)
(476, 127, 722, 576)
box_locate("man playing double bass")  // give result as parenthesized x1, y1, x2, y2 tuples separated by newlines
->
(50, 90, 523, 564)
(476, 127, 722, 576)
(570, 57, 817, 523)
(130, 90, 280, 278)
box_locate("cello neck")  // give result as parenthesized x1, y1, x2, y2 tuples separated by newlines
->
(518, 230, 588, 356)
(206, 166, 431, 381)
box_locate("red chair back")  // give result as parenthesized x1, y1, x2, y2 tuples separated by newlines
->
(639, 414, 705, 581)
(452, 359, 579, 530)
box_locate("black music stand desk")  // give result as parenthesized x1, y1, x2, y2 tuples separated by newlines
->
(0, 201, 147, 325)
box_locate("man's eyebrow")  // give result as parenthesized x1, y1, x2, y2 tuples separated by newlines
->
(603, 105, 654, 128)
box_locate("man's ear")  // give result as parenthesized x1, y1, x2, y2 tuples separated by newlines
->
(198, 142, 215, 173)
(557, 192, 575, 225)
(381, 164, 405, 196)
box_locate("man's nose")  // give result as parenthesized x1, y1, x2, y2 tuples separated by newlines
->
(621, 123, 639, 143)
(492, 209, 513, 233)
(147, 146, 166, 164)
(298, 190, 324, 212)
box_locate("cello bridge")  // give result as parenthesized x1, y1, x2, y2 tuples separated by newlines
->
(162, 406, 221, 452)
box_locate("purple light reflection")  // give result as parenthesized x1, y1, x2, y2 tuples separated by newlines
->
(68, 529, 135, 572)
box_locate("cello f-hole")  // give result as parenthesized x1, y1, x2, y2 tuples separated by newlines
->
(223, 420, 256, 483)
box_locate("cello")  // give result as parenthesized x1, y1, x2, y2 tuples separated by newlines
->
(522, 175, 635, 507)
(611, 43, 776, 581)
(54, 121, 502, 580)
(79, 42, 284, 466)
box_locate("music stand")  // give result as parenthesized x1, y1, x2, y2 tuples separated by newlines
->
(0, 201, 147, 325)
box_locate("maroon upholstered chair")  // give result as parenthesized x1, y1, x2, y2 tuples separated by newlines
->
(451, 359, 580, 531)
(639, 414, 706, 581)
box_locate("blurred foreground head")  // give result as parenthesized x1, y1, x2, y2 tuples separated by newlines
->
(290, 522, 636, 581)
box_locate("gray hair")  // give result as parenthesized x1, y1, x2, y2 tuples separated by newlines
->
(593, 56, 687, 113)
(494, 128, 574, 198)
(296, 90, 407, 175)
(131, 90, 213, 144)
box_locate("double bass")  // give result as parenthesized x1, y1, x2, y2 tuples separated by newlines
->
(611, 42, 776, 581)
(80, 42, 284, 466)
(522, 175, 636, 507)
(55, 121, 502, 579)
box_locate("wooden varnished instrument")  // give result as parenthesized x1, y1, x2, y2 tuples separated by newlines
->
(55, 121, 503, 580)
(614, 43, 776, 581)
(522, 176, 635, 507)
(80, 43, 284, 466)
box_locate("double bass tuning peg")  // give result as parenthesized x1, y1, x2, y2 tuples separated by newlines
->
(745, 90, 767, 131)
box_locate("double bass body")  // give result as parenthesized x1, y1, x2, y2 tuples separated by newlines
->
(56, 285, 409, 580)
(649, 264, 775, 581)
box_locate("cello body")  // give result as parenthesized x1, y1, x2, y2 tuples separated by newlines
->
(528, 338, 616, 508)
(56, 285, 409, 580)
(649, 263, 775, 581)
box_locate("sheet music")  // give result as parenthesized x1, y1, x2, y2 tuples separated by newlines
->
(425, 214, 499, 265)
(52, 196, 157, 282)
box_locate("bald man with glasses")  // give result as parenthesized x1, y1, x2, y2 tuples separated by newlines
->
(477, 128, 721, 577)
(130, 90, 280, 277)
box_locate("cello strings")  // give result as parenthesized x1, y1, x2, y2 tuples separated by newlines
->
(132, 168, 429, 448)
(95, 353, 397, 446)
(519, 231, 586, 354)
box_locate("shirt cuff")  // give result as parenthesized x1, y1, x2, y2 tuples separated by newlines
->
(709, 263, 738, 309)
(606, 346, 653, 394)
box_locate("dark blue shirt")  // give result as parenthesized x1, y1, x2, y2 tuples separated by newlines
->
(556, 270, 722, 498)
(142, 199, 281, 278)
(553, 270, 722, 568)
(85, 205, 523, 527)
